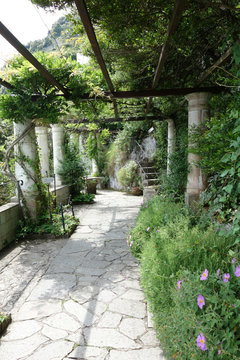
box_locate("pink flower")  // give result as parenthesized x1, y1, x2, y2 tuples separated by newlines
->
(217, 269, 220, 276)
(197, 295, 205, 309)
(129, 241, 133, 247)
(176, 279, 184, 290)
(146, 227, 150, 231)
(197, 333, 207, 351)
(223, 273, 230, 282)
(200, 269, 208, 281)
(177, 281, 182, 290)
(232, 258, 237, 264)
(234, 265, 240, 277)
(218, 350, 222, 355)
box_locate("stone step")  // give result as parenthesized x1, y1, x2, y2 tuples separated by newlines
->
(140, 160, 156, 168)
(143, 179, 159, 186)
(143, 172, 158, 180)
(141, 167, 157, 174)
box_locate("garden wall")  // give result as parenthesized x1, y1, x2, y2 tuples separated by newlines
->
(0, 185, 70, 252)
(0, 202, 19, 251)
(109, 135, 157, 190)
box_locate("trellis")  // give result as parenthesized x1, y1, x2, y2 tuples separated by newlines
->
(0, 0, 236, 123)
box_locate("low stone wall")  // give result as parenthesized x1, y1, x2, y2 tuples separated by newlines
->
(0, 202, 19, 252)
(0, 185, 70, 252)
(54, 185, 70, 206)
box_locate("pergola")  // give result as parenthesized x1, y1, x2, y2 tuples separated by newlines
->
(0, 0, 239, 214)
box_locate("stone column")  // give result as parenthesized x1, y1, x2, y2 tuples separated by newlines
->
(79, 134, 84, 153)
(167, 119, 176, 175)
(52, 124, 64, 186)
(70, 132, 79, 150)
(91, 158, 98, 176)
(14, 119, 39, 219)
(35, 126, 50, 177)
(185, 92, 210, 205)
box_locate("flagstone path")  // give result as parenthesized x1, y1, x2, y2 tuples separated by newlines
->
(0, 190, 165, 360)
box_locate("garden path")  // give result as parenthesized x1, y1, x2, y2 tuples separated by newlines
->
(0, 190, 165, 360)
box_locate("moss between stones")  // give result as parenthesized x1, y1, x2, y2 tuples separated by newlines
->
(0, 313, 12, 336)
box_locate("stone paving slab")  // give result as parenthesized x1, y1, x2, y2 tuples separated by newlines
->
(0, 190, 166, 360)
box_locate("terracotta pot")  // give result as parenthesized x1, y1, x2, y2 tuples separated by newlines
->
(131, 186, 143, 196)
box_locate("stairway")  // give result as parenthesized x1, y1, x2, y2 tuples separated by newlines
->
(139, 160, 159, 200)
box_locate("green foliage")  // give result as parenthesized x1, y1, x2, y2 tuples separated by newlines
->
(85, 125, 110, 176)
(162, 267, 240, 359)
(30, 0, 73, 10)
(0, 173, 15, 206)
(72, 192, 95, 203)
(158, 124, 188, 199)
(57, 134, 87, 195)
(154, 121, 167, 171)
(190, 102, 240, 239)
(17, 207, 79, 239)
(128, 196, 239, 359)
(106, 121, 151, 176)
(117, 160, 139, 189)
(0, 52, 93, 124)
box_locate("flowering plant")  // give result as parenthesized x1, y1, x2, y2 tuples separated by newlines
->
(168, 261, 240, 359)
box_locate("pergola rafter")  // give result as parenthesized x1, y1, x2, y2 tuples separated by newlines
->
(0, 21, 71, 98)
(195, 47, 233, 86)
(168, 46, 234, 117)
(74, 0, 119, 118)
(146, 0, 187, 113)
(0, 77, 13, 90)
(66, 115, 165, 124)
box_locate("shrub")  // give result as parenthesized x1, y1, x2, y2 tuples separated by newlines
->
(128, 196, 238, 359)
(58, 135, 87, 196)
(160, 265, 240, 359)
(117, 160, 139, 190)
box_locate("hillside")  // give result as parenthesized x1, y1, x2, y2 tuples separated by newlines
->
(26, 16, 78, 59)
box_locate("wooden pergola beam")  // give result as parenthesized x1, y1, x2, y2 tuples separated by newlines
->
(146, 0, 186, 112)
(107, 86, 223, 99)
(74, 0, 119, 118)
(152, 0, 187, 89)
(0, 77, 13, 90)
(195, 47, 233, 86)
(66, 115, 164, 124)
(42, 86, 224, 101)
(0, 21, 70, 97)
(168, 46, 234, 117)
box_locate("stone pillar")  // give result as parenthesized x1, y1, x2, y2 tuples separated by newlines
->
(52, 124, 64, 186)
(185, 92, 210, 205)
(70, 132, 79, 150)
(14, 119, 39, 219)
(79, 134, 84, 153)
(167, 119, 176, 175)
(91, 158, 98, 176)
(35, 126, 50, 177)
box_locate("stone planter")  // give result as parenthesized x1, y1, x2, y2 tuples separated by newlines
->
(86, 177, 102, 194)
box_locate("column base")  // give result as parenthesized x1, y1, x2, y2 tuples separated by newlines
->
(185, 192, 200, 207)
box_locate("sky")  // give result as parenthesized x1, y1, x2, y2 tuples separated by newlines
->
(0, 0, 65, 68)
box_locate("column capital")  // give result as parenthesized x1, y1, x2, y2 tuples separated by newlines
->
(185, 92, 211, 110)
(51, 123, 64, 132)
(35, 126, 48, 135)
